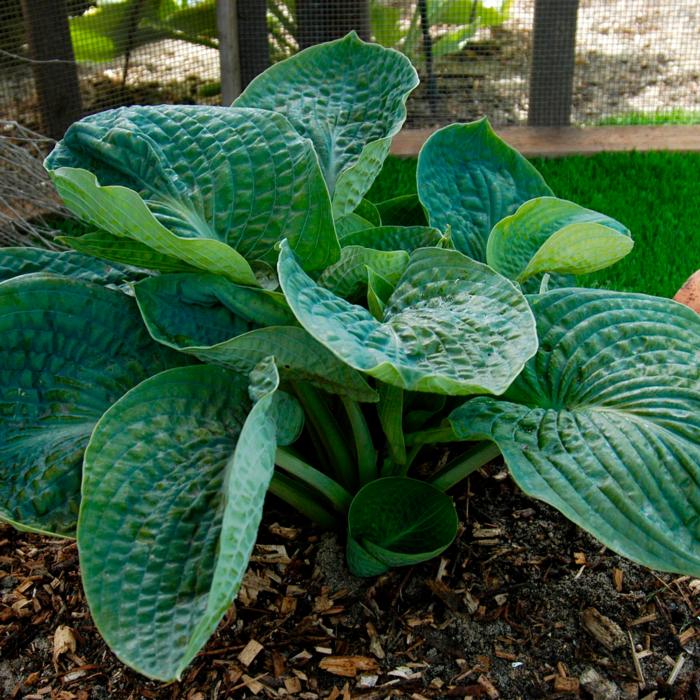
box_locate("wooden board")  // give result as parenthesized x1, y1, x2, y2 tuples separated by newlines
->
(391, 126, 700, 158)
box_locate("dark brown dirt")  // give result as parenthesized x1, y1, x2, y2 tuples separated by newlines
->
(2, 463, 699, 699)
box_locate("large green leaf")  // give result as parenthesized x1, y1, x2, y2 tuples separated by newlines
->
(417, 119, 553, 261)
(486, 197, 632, 283)
(78, 362, 290, 680)
(374, 194, 428, 227)
(0, 246, 146, 286)
(45, 105, 339, 280)
(278, 241, 538, 395)
(134, 273, 377, 402)
(0, 275, 182, 536)
(346, 477, 458, 576)
(449, 289, 700, 576)
(235, 32, 419, 213)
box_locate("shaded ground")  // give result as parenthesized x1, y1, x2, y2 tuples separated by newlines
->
(2, 463, 698, 699)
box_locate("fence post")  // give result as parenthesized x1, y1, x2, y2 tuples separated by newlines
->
(238, 0, 269, 88)
(217, 0, 241, 104)
(296, 0, 370, 49)
(528, 0, 579, 126)
(20, 0, 82, 139)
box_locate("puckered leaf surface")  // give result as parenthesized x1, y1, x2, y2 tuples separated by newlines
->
(486, 197, 632, 282)
(0, 275, 182, 536)
(346, 477, 458, 576)
(79, 362, 292, 680)
(417, 119, 553, 260)
(450, 289, 700, 576)
(278, 241, 538, 395)
(134, 273, 377, 402)
(45, 105, 339, 280)
(235, 32, 419, 213)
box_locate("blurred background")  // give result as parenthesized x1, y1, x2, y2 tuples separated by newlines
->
(2, 0, 699, 138)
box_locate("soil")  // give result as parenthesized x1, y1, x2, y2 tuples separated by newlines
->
(2, 462, 699, 700)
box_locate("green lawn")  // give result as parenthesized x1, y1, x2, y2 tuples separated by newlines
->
(367, 152, 700, 299)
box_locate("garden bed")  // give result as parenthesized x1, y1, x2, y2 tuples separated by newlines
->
(2, 461, 698, 699)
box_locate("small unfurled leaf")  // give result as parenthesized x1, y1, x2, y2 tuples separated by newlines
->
(79, 362, 291, 681)
(235, 32, 418, 213)
(417, 119, 552, 261)
(449, 288, 700, 577)
(0, 275, 183, 536)
(46, 105, 339, 281)
(279, 241, 537, 395)
(486, 197, 632, 282)
(346, 477, 458, 576)
(318, 246, 409, 300)
(339, 226, 442, 251)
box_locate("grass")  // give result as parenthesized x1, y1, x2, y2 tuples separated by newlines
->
(367, 152, 700, 299)
(596, 109, 700, 126)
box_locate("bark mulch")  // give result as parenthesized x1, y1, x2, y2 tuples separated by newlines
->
(2, 464, 699, 700)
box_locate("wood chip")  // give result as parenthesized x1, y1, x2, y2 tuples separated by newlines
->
(238, 639, 264, 667)
(318, 656, 379, 678)
(554, 675, 580, 693)
(665, 653, 686, 685)
(241, 674, 265, 695)
(628, 631, 646, 689)
(284, 676, 302, 694)
(477, 674, 500, 699)
(52, 625, 77, 667)
(613, 568, 624, 592)
(581, 607, 626, 650)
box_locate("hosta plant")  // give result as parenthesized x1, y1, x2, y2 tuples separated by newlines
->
(1, 32, 699, 681)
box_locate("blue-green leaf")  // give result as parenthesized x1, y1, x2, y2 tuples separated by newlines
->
(79, 362, 288, 680)
(279, 240, 538, 395)
(417, 119, 553, 261)
(450, 289, 700, 577)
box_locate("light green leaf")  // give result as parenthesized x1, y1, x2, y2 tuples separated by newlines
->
(235, 32, 419, 209)
(346, 477, 458, 576)
(45, 105, 339, 279)
(0, 246, 147, 286)
(279, 240, 538, 395)
(59, 231, 195, 273)
(0, 275, 183, 536)
(449, 288, 700, 576)
(340, 225, 443, 251)
(134, 273, 378, 402)
(486, 197, 632, 282)
(417, 119, 553, 261)
(354, 198, 382, 227)
(78, 363, 285, 680)
(318, 245, 409, 300)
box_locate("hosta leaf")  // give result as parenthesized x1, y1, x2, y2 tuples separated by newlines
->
(235, 32, 419, 211)
(45, 105, 339, 280)
(366, 267, 394, 320)
(0, 275, 182, 536)
(279, 241, 538, 395)
(486, 197, 632, 282)
(318, 246, 409, 300)
(374, 194, 428, 227)
(0, 246, 146, 286)
(346, 477, 458, 576)
(335, 213, 377, 239)
(417, 119, 553, 261)
(340, 225, 443, 251)
(449, 289, 700, 576)
(354, 198, 382, 227)
(134, 274, 377, 403)
(59, 231, 195, 273)
(78, 362, 287, 680)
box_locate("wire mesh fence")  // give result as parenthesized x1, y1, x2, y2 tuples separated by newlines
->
(1, 1, 700, 136)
